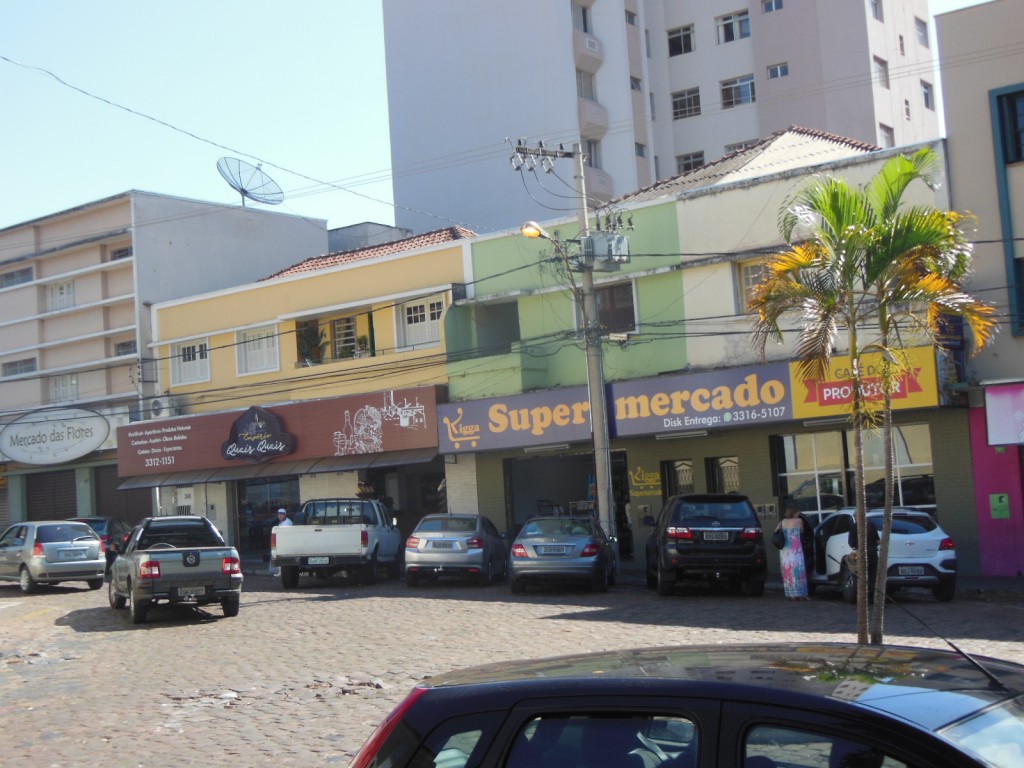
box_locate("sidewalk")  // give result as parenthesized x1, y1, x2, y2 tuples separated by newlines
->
(617, 559, 1024, 601)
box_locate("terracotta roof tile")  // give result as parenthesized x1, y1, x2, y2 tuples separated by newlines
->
(262, 225, 476, 280)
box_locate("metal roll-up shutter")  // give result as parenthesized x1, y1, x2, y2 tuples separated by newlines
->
(26, 470, 77, 520)
(94, 464, 154, 525)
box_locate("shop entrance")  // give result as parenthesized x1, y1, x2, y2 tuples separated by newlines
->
(503, 450, 633, 559)
(236, 475, 300, 558)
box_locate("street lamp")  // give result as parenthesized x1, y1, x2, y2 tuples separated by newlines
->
(521, 215, 618, 565)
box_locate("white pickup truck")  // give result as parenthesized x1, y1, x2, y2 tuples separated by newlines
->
(270, 498, 402, 588)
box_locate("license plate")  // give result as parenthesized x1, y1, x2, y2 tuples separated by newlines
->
(703, 531, 729, 541)
(178, 586, 206, 598)
(307, 556, 329, 565)
(898, 566, 925, 576)
(537, 545, 568, 555)
(430, 541, 455, 550)
(58, 549, 87, 560)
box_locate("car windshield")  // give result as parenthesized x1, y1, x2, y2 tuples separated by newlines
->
(77, 519, 108, 534)
(673, 501, 753, 526)
(417, 517, 477, 533)
(521, 519, 593, 537)
(140, 521, 223, 548)
(36, 523, 96, 543)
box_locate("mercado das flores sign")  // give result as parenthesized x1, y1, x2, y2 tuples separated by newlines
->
(436, 348, 940, 451)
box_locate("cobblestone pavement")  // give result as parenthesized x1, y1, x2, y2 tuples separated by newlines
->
(1, 571, 1021, 768)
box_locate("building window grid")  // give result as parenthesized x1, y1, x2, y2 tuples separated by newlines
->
(667, 25, 695, 56)
(401, 299, 444, 347)
(2, 358, 37, 377)
(576, 69, 596, 101)
(630, 76, 642, 92)
(716, 11, 750, 44)
(873, 56, 890, 89)
(332, 317, 357, 358)
(1000, 91, 1024, 163)
(585, 139, 602, 169)
(1, 267, 33, 288)
(595, 283, 636, 333)
(762, 0, 783, 11)
(48, 373, 78, 403)
(915, 18, 929, 47)
(721, 75, 756, 108)
(572, 3, 590, 33)
(767, 62, 789, 80)
(739, 261, 764, 312)
(237, 328, 279, 374)
(672, 87, 701, 119)
(921, 81, 934, 111)
(114, 340, 137, 357)
(47, 280, 75, 311)
(879, 123, 895, 149)
(173, 341, 210, 384)
(677, 151, 705, 174)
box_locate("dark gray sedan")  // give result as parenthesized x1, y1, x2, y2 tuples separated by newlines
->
(0, 520, 106, 593)
(509, 515, 616, 593)
(404, 513, 507, 586)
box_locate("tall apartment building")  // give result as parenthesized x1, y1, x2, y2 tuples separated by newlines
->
(383, 0, 939, 234)
(0, 192, 327, 525)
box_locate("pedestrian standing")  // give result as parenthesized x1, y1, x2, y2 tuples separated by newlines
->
(271, 508, 293, 576)
(776, 502, 810, 601)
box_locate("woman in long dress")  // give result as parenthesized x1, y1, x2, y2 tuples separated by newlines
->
(777, 503, 809, 600)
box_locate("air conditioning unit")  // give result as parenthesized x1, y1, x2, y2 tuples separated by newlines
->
(149, 396, 184, 418)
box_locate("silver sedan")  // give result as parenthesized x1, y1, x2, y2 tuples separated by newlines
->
(0, 520, 106, 593)
(509, 515, 616, 593)
(404, 514, 508, 587)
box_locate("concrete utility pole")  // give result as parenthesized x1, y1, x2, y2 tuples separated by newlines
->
(514, 140, 617, 561)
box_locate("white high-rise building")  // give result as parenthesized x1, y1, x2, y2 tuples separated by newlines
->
(383, 0, 939, 234)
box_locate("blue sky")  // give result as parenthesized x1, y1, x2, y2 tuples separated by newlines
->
(0, 0, 988, 233)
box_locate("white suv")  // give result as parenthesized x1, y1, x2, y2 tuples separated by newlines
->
(807, 507, 957, 602)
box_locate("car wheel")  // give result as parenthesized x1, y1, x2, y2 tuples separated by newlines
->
(477, 560, 493, 587)
(281, 566, 300, 589)
(361, 553, 378, 585)
(646, 559, 657, 590)
(656, 565, 674, 597)
(109, 579, 127, 609)
(221, 595, 240, 617)
(592, 567, 609, 593)
(840, 563, 857, 604)
(932, 579, 956, 602)
(18, 567, 37, 594)
(130, 591, 150, 624)
(87, 578, 104, 590)
(406, 571, 420, 588)
(510, 577, 525, 594)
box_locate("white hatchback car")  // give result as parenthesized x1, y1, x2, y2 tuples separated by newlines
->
(807, 507, 957, 602)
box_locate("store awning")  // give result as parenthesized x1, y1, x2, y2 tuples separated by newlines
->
(117, 449, 439, 490)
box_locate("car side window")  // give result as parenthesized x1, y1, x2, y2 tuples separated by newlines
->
(404, 712, 505, 768)
(745, 725, 910, 767)
(506, 714, 698, 768)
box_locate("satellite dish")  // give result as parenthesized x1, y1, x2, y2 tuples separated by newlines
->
(216, 157, 284, 206)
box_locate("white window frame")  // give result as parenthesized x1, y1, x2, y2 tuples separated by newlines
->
(721, 75, 756, 108)
(2, 358, 36, 377)
(921, 80, 934, 111)
(576, 69, 596, 101)
(879, 123, 895, 149)
(571, 2, 590, 33)
(49, 373, 78, 403)
(762, 0, 783, 11)
(725, 139, 759, 153)
(399, 297, 444, 349)
(716, 11, 750, 44)
(915, 17, 929, 47)
(672, 87, 701, 119)
(873, 57, 890, 89)
(871, 0, 884, 22)
(584, 139, 602, 169)
(738, 260, 764, 313)
(767, 62, 789, 80)
(114, 340, 137, 357)
(172, 339, 210, 385)
(236, 326, 279, 375)
(667, 25, 695, 56)
(47, 280, 75, 311)
(1, 266, 33, 288)
(676, 151, 704, 174)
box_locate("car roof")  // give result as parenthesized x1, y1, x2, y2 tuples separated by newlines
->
(419, 643, 1024, 732)
(671, 493, 751, 503)
(829, 507, 930, 517)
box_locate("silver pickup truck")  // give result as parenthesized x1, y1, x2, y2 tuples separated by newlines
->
(271, 498, 402, 588)
(108, 515, 244, 624)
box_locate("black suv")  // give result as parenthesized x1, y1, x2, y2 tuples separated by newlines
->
(644, 493, 767, 596)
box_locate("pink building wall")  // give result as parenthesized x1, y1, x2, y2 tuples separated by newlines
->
(969, 406, 1024, 576)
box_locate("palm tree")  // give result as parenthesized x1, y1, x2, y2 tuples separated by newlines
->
(750, 148, 995, 644)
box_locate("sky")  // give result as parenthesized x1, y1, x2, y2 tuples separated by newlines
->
(0, 0, 992, 234)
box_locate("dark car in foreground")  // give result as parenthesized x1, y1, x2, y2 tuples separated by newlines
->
(645, 493, 767, 596)
(509, 515, 615, 593)
(0, 520, 106, 593)
(351, 642, 1024, 768)
(404, 513, 507, 586)
(67, 516, 133, 573)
